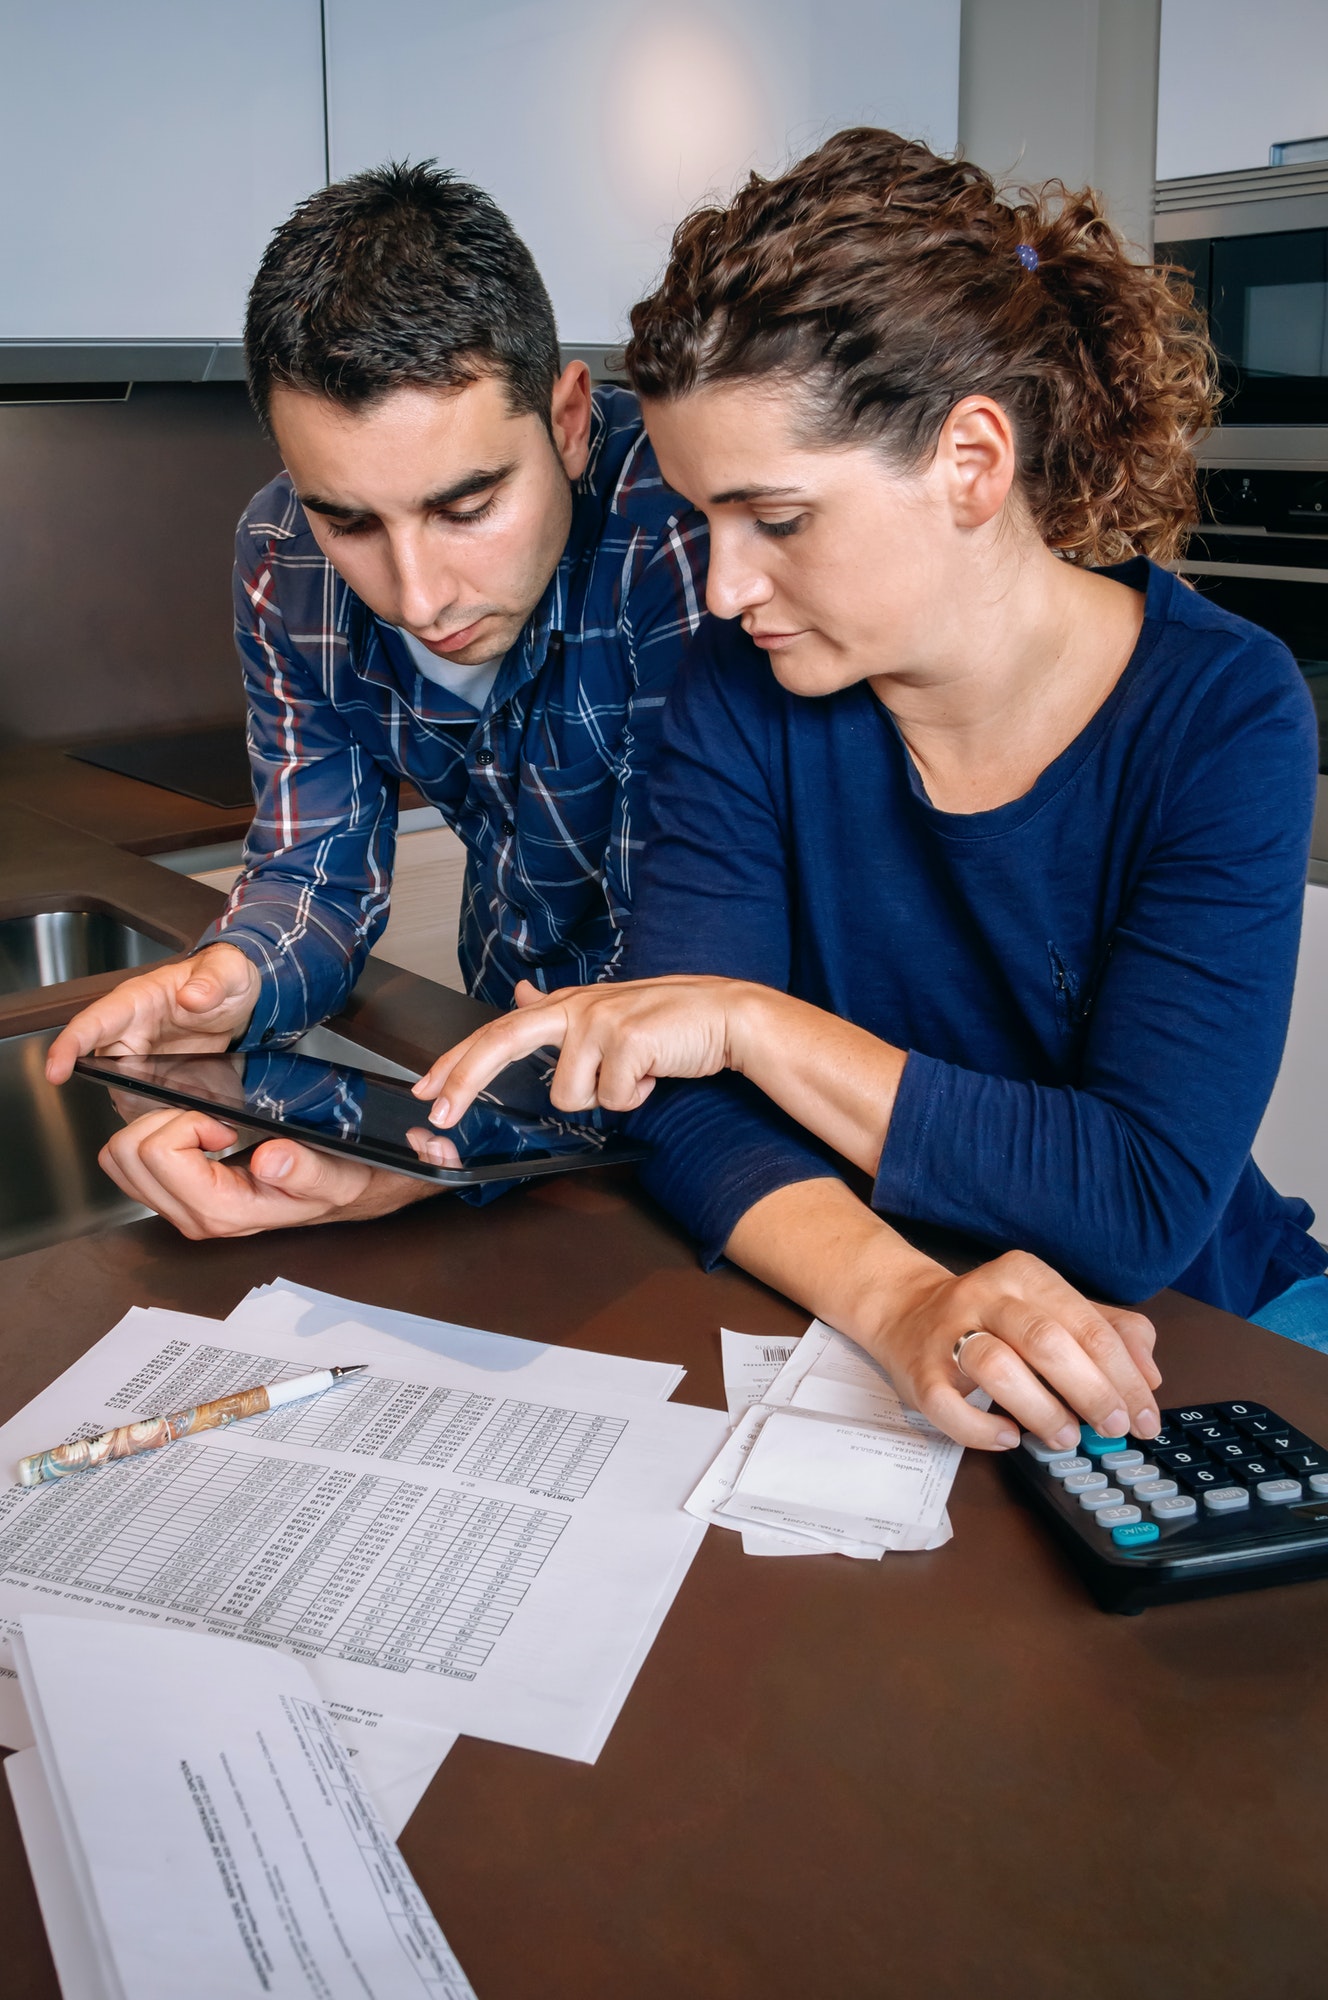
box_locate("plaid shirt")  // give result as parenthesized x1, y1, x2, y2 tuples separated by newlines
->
(201, 387, 707, 1045)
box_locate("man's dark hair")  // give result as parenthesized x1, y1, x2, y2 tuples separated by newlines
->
(245, 160, 560, 433)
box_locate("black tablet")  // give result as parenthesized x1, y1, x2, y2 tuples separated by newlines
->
(73, 1046, 645, 1187)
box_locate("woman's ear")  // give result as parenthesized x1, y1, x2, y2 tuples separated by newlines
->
(936, 394, 1017, 530)
(549, 361, 594, 480)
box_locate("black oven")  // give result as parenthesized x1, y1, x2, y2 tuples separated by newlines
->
(1156, 160, 1328, 427)
(1157, 166, 1328, 810)
(1158, 230, 1328, 426)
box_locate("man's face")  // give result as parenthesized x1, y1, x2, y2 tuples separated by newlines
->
(270, 364, 592, 664)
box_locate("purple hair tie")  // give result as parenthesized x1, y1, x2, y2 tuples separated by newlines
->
(1016, 242, 1040, 272)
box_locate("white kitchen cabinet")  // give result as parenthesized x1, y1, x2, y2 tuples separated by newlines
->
(1254, 882, 1328, 1229)
(0, 0, 326, 340)
(323, 0, 959, 344)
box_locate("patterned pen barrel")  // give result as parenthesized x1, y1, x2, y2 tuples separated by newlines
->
(14, 1365, 366, 1486)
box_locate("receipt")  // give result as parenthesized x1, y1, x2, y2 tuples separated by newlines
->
(718, 1330, 846, 1557)
(722, 1407, 960, 1550)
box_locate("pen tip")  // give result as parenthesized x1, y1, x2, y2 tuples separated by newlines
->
(332, 1364, 368, 1376)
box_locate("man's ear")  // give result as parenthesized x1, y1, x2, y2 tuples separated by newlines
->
(938, 394, 1017, 531)
(549, 361, 593, 480)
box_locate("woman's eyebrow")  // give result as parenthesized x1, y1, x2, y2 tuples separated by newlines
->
(709, 482, 806, 505)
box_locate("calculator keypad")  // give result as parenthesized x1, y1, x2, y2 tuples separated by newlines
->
(1020, 1402, 1328, 1554)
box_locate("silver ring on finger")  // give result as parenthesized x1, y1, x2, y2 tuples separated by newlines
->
(951, 1329, 988, 1378)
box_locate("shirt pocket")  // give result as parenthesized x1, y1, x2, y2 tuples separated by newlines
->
(511, 749, 619, 933)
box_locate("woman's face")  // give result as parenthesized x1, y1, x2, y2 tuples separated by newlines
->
(643, 379, 1016, 698)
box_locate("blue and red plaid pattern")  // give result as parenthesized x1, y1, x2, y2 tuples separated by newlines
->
(200, 387, 708, 1045)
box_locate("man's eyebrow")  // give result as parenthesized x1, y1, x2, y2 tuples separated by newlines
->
(299, 464, 516, 519)
(708, 483, 806, 505)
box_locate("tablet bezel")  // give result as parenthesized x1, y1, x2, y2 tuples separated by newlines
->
(73, 1049, 646, 1186)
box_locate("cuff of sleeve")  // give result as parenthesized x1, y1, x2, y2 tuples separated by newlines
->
(871, 1050, 941, 1222)
(191, 922, 311, 1050)
(629, 1076, 841, 1267)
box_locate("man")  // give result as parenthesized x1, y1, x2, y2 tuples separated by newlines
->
(47, 163, 705, 1235)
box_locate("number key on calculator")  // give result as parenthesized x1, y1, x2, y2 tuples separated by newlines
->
(1004, 1402, 1328, 1612)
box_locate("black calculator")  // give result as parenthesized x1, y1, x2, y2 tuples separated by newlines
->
(1003, 1401, 1328, 1612)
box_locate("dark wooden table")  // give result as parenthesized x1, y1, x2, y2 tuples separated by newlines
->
(2, 1179, 1326, 2000)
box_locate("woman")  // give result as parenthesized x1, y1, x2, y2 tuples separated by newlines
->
(413, 130, 1322, 1454)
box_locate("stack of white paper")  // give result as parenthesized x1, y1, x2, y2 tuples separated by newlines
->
(7, 1614, 474, 2000)
(225, 1278, 687, 1403)
(693, 1320, 986, 1558)
(0, 1284, 726, 1837)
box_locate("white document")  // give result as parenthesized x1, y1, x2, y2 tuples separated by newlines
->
(723, 1407, 959, 1549)
(8, 1748, 105, 2000)
(0, 1307, 727, 1765)
(326, 1707, 456, 1838)
(1, 1676, 449, 1843)
(697, 1318, 978, 1555)
(12, 1615, 473, 2000)
(686, 1404, 882, 1559)
(227, 1277, 686, 1403)
(718, 1328, 833, 1557)
(719, 1327, 799, 1423)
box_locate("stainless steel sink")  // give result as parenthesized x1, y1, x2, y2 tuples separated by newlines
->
(0, 910, 172, 995)
(0, 1028, 150, 1259)
(0, 1022, 414, 1261)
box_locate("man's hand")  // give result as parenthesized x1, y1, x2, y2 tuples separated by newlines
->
(98, 1108, 441, 1239)
(45, 943, 263, 1084)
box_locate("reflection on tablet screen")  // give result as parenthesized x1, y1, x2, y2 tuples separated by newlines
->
(83, 1046, 618, 1179)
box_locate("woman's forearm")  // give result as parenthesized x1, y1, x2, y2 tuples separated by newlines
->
(725, 1173, 936, 1337)
(727, 985, 907, 1175)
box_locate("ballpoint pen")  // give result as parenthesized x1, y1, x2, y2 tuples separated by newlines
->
(14, 1365, 368, 1487)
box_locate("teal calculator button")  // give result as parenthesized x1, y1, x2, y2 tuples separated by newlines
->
(1080, 1424, 1127, 1457)
(1111, 1521, 1161, 1550)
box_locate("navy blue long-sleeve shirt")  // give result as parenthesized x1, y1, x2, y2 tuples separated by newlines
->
(623, 560, 1325, 1317)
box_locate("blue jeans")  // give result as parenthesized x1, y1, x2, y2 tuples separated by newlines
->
(1249, 1275, 1328, 1353)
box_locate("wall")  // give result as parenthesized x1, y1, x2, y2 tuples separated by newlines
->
(325, 0, 960, 344)
(0, 386, 279, 745)
(958, 0, 1160, 252)
(1254, 885, 1328, 1229)
(1158, 0, 1328, 180)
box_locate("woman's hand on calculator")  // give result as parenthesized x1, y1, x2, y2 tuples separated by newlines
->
(724, 1180, 1163, 1453)
(873, 1249, 1163, 1452)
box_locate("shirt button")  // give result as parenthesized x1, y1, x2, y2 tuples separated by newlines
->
(475, 748, 495, 767)
(501, 817, 516, 837)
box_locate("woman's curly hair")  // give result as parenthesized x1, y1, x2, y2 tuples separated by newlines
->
(625, 128, 1217, 565)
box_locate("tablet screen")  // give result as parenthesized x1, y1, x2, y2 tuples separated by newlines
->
(74, 1046, 644, 1186)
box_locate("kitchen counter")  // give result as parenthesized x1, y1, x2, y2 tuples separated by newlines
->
(2, 762, 1327, 1994)
(0, 740, 429, 857)
(0, 791, 473, 1067)
(3, 1168, 1328, 1994)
